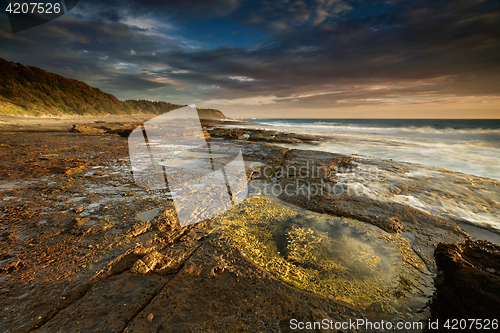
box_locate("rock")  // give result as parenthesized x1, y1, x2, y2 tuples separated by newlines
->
(143, 251, 164, 269)
(130, 259, 150, 275)
(116, 128, 134, 137)
(69, 125, 106, 134)
(153, 241, 200, 275)
(248, 131, 277, 142)
(0, 257, 21, 271)
(272, 134, 302, 144)
(39, 154, 59, 160)
(74, 217, 90, 226)
(208, 128, 248, 140)
(128, 221, 151, 237)
(293, 133, 327, 142)
(102, 124, 140, 137)
(429, 240, 500, 324)
(34, 273, 166, 333)
(122, 233, 371, 332)
(274, 149, 471, 272)
(64, 165, 87, 175)
(131, 251, 165, 275)
(311, 309, 333, 333)
(75, 207, 84, 214)
(236, 141, 290, 180)
(73, 218, 113, 236)
(5, 117, 499, 333)
(70, 123, 144, 137)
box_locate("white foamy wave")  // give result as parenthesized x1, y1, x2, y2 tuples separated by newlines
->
(351, 164, 500, 233)
(255, 122, 500, 142)
(224, 119, 500, 180)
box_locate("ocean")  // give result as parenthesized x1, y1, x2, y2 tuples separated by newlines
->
(243, 118, 500, 181)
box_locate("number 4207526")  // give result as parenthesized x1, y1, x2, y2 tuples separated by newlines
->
(5, 2, 62, 14)
(443, 319, 498, 330)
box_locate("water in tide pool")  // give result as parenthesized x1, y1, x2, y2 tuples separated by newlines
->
(244, 119, 500, 181)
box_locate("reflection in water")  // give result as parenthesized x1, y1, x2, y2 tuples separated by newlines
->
(214, 196, 433, 320)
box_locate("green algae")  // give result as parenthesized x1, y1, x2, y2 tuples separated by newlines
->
(214, 196, 429, 314)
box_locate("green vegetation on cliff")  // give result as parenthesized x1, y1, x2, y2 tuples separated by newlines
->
(0, 58, 226, 119)
(125, 99, 226, 119)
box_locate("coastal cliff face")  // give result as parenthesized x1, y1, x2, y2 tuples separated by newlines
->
(0, 58, 226, 119)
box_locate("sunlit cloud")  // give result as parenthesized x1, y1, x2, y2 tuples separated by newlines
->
(229, 76, 255, 82)
(0, 0, 498, 118)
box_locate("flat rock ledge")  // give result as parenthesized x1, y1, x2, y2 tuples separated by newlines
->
(2, 118, 500, 332)
(29, 230, 372, 333)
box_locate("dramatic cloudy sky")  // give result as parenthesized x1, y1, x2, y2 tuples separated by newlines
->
(1, 0, 499, 118)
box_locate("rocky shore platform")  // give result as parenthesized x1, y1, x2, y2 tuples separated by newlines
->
(1, 115, 499, 332)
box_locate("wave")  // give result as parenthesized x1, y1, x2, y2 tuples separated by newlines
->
(252, 118, 500, 128)
(250, 121, 500, 143)
(233, 119, 500, 180)
(256, 121, 500, 134)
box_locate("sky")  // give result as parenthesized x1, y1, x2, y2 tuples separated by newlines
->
(0, 0, 499, 118)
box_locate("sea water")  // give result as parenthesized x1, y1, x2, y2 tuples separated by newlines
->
(241, 119, 500, 181)
(223, 118, 500, 233)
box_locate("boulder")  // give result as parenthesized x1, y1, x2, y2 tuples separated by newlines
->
(429, 240, 500, 326)
(69, 125, 106, 134)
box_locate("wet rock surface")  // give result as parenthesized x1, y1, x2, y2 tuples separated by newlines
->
(123, 233, 369, 333)
(237, 148, 497, 274)
(1, 116, 499, 332)
(70, 124, 107, 134)
(213, 196, 434, 321)
(0, 118, 374, 333)
(207, 127, 327, 144)
(427, 240, 500, 330)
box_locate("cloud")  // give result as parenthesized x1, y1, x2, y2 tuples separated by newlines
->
(0, 0, 498, 117)
(229, 76, 255, 81)
(97, 74, 174, 92)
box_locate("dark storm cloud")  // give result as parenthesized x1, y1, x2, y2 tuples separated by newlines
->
(0, 7, 182, 93)
(156, 0, 500, 101)
(0, 0, 498, 106)
(66, 0, 240, 23)
(95, 75, 172, 96)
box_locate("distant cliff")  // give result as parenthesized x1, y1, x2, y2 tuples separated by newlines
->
(125, 100, 226, 119)
(0, 58, 227, 119)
